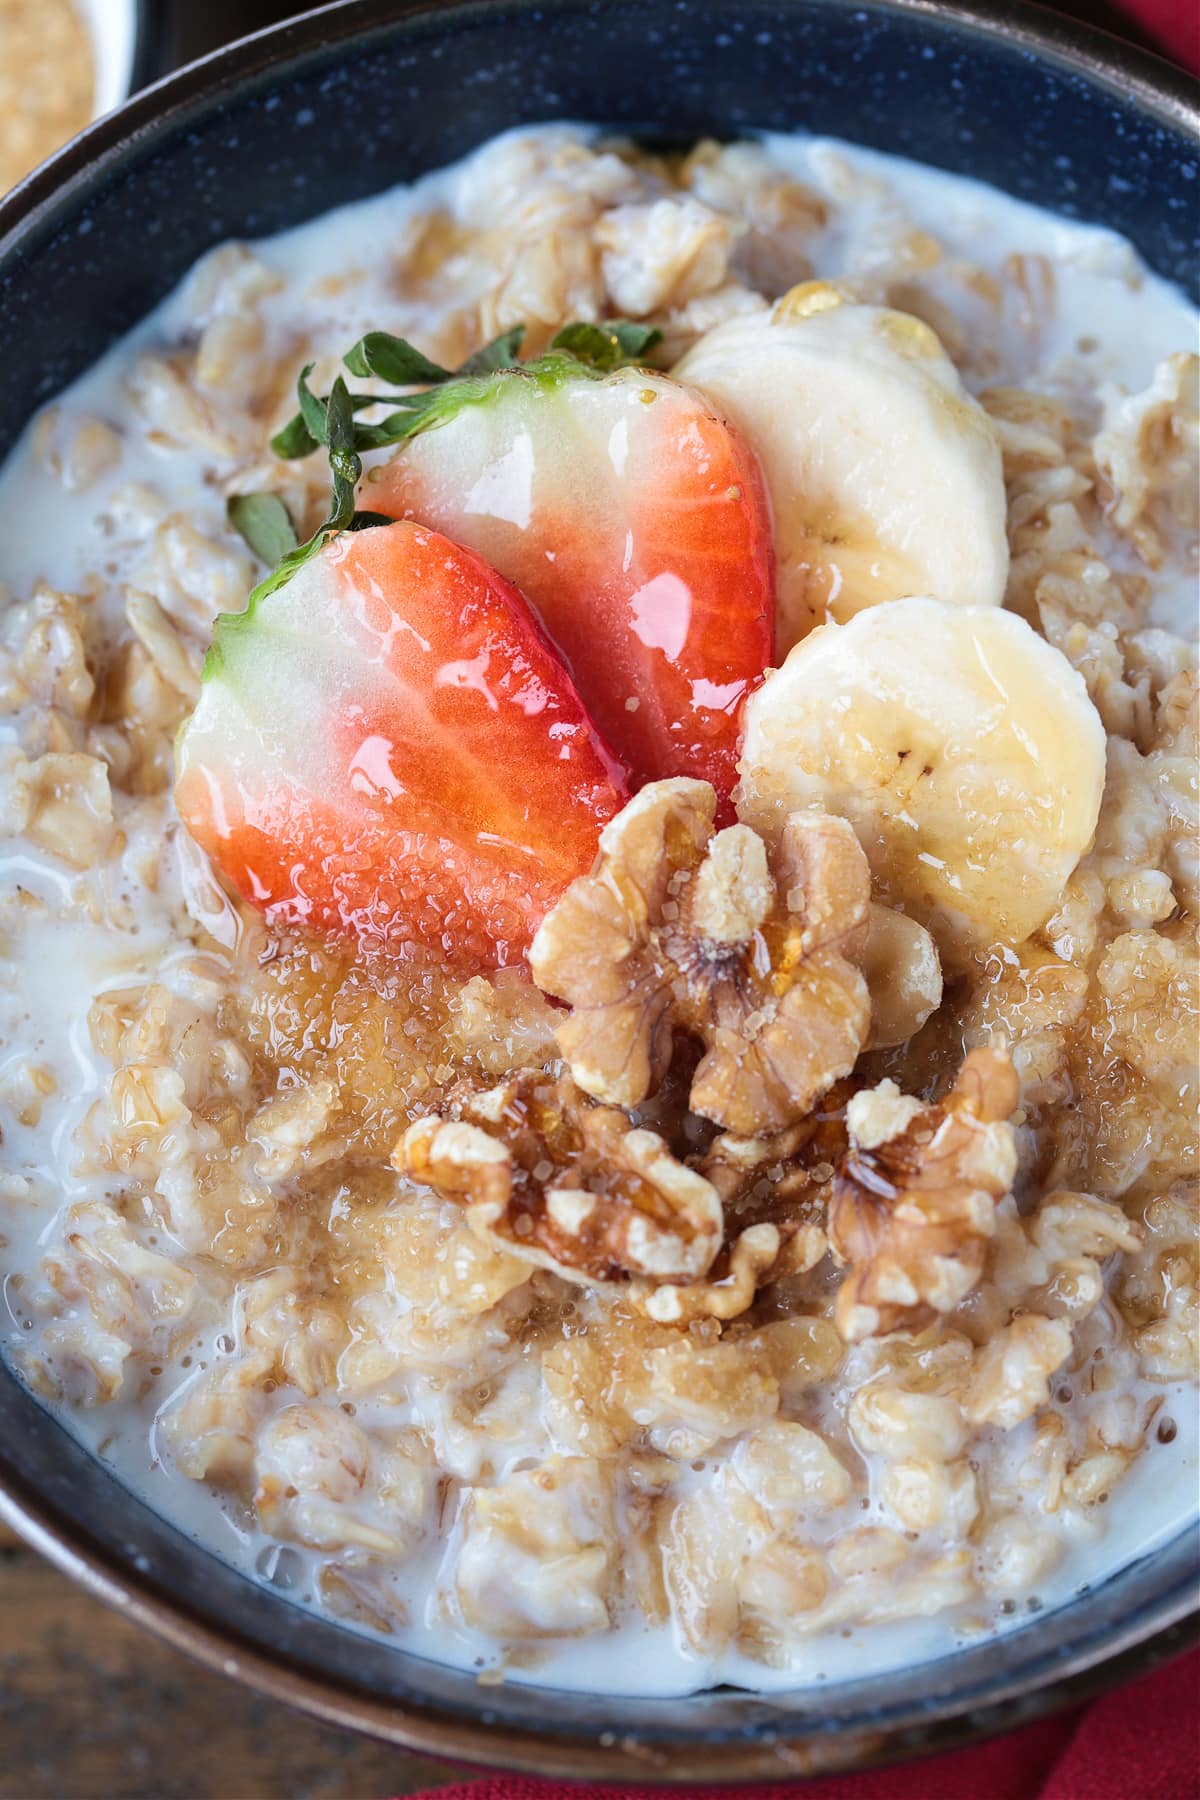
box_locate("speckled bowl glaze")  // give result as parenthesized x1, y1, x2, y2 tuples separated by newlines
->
(0, 0, 1195, 1782)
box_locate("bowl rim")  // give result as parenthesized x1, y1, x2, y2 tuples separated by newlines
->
(0, 0, 1196, 1782)
(2, 1454, 1197, 1784)
(1, 0, 1196, 261)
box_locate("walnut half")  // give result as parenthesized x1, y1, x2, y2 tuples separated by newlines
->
(828, 1049, 1020, 1342)
(395, 1073, 722, 1287)
(529, 779, 871, 1137)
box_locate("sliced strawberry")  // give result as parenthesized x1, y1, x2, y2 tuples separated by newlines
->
(363, 364, 775, 808)
(176, 520, 629, 968)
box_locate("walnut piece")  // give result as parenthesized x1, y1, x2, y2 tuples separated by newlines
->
(634, 1222, 786, 1324)
(860, 904, 943, 1050)
(698, 1084, 852, 1231)
(529, 779, 871, 1136)
(633, 1089, 853, 1323)
(395, 1072, 722, 1286)
(828, 1050, 1020, 1342)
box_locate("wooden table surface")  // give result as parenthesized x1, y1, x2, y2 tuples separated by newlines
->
(0, 1521, 464, 1800)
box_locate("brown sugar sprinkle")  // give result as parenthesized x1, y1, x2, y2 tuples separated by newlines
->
(229, 933, 465, 1159)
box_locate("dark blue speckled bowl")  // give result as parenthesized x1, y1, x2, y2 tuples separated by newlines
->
(0, 0, 1196, 1782)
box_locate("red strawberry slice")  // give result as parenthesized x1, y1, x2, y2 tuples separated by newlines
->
(363, 364, 775, 809)
(175, 520, 629, 968)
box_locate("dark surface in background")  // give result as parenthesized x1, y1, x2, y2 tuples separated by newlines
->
(134, 0, 1168, 80)
(0, 1522, 456, 1800)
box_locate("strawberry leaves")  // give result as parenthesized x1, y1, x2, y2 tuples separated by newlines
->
(226, 491, 298, 566)
(343, 331, 462, 386)
(268, 319, 661, 462)
(457, 325, 532, 375)
(269, 326, 528, 461)
(343, 323, 527, 385)
(548, 319, 662, 371)
(227, 320, 664, 611)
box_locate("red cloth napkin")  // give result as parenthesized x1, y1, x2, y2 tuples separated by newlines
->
(1119, 0, 1200, 68)
(397, 5, 1197, 1797)
(410, 1646, 1199, 1798)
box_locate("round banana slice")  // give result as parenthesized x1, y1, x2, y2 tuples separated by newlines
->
(737, 597, 1107, 965)
(673, 285, 1009, 654)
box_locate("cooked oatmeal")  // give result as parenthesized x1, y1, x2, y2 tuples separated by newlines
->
(0, 125, 1196, 1695)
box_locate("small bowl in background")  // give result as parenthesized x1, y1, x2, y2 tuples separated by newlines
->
(0, 0, 142, 197)
(75, 0, 142, 118)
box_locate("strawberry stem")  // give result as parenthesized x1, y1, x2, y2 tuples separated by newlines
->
(215, 379, 377, 668)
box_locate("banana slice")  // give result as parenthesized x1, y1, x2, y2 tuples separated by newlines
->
(673, 285, 1009, 654)
(736, 597, 1107, 965)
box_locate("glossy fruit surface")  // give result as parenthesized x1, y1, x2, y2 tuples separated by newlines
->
(176, 519, 629, 966)
(366, 363, 775, 808)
